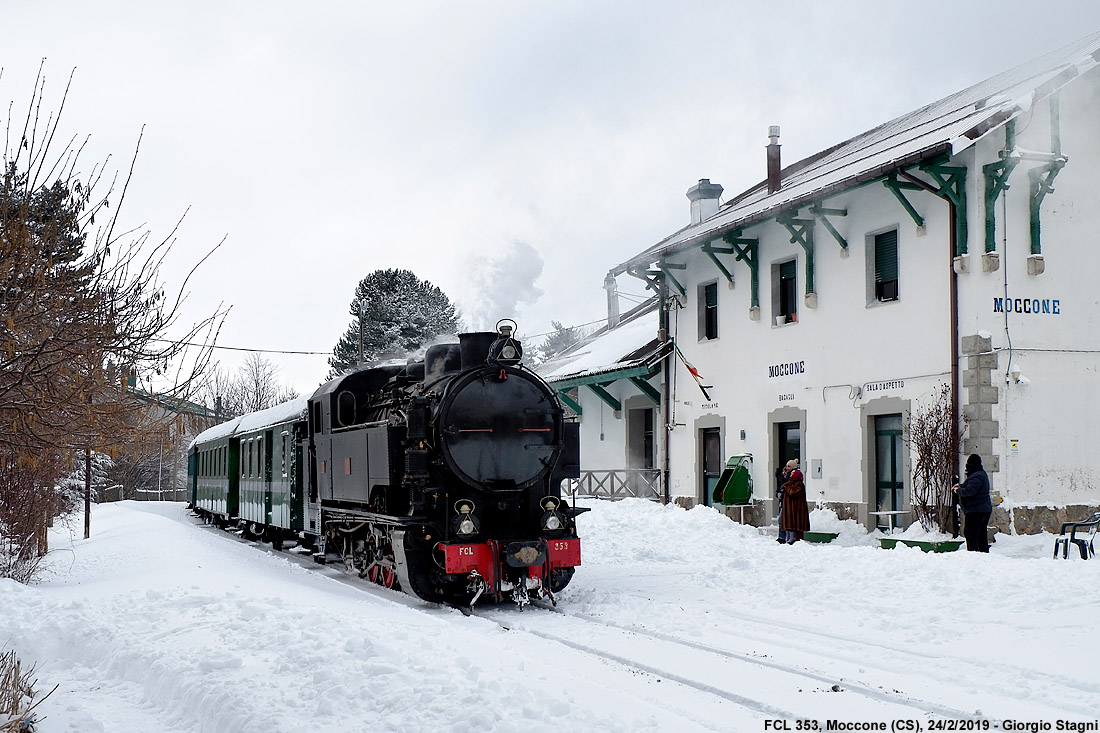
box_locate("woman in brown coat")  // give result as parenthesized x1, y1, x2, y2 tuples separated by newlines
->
(780, 469, 811, 543)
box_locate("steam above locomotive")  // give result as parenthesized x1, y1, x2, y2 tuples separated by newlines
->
(190, 321, 584, 606)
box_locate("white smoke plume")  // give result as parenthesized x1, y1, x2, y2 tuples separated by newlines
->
(463, 239, 545, 332)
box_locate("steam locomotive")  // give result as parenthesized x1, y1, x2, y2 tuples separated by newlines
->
(188, 321, 584, 606)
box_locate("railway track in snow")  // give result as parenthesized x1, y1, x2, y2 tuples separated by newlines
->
(192, 516, 1078, 724)
(196, 519, 975, 722)
(476, 605, 994, 724)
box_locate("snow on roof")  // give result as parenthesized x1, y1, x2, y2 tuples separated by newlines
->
(188, 396, 309, 450)
(616, 31, 1100, 274)
(538, 307, 664, 384)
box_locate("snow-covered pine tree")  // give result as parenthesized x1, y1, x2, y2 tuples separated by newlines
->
(327, 269, 459, 378)
(536, 321, 584, 364)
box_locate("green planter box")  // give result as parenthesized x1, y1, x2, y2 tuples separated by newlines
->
(804, 531, 839, 543)
(879, 538, 963, 553)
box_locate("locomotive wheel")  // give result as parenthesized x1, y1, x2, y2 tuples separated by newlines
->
(367, 564, 396, 589)
(380, 567, 396, 588)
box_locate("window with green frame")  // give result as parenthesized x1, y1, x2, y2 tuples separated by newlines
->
(698, 281, 718, 340)
(778, 260, 797, 323)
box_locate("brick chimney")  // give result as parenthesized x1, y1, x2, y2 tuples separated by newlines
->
(686, 179, 724, 225)
(767, 126, 781, 194)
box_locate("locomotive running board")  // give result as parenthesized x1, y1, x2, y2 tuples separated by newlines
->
(322, 508, 430, 529)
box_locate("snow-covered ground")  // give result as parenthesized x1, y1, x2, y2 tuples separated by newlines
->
(3, 499, 1099, 732)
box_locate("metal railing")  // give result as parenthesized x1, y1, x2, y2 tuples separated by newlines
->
(97, 487, 190, 503)
(570, 469, 662, 502)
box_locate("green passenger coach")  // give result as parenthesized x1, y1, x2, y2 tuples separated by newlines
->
(189, 397, 313, 545)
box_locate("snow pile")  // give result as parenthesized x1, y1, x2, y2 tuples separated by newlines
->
(2, 499, 1098, 730)
(807, 506, 876, 547)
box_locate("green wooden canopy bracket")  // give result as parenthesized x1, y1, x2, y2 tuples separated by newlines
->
(629, 376, 662, 404)
(916, 159, 968, 256)
(587, 382, 622, 412)
(883, 173, 926, 228)
(809, 204, 848, 250)
(657, 261, 686, 297)
(1029, 161, 1065, 255)
(700, 241, 736, 284)
(720, 231, 759, 308)
(628, 266, 663, 295)
(557, 390, 582, 415)
(983, 120, 1018, 254)
(776, 211, 816, 295)
(1028, 97, 1067, 256)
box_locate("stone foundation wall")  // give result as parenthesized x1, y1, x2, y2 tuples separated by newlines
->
(818, 502, 860, 522)
(666, 495, 1094, 535)
(1009, 504, 1100, 534)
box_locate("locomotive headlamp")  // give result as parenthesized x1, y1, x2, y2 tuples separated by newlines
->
(453, 500, 480, 538)
(453, 512, 480, 538)
(489, 319, 523, 366)
(543, 513, 562, 531)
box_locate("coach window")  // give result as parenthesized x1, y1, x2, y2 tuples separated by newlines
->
(281, 432, 289, 478)
(698, 281, 719, 341)
(772, 259, 797, 325)
(870, 228, 899, 303)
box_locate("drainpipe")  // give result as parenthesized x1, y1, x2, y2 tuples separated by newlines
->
(898, 169, 962, 479)
(948, 207, 961, 478)
(660, 276, 672, 506)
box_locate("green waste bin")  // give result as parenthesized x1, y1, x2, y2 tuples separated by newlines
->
(712, 454, 753, 505)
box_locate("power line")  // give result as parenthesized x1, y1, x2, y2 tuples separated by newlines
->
(156, 314, 617, 357)
(153, 338, 329, 356)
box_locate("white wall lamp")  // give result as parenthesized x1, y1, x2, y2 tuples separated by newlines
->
(1008, 364, 1030, 387)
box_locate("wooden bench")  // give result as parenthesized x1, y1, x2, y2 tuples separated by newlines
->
(1053, 511, 1100, 559)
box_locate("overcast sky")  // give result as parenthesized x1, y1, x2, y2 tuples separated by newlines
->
(6, 1, 1100, 395)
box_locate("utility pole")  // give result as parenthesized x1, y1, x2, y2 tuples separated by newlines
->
(358, 301, 365, 365)
(84, 447, 92, 539)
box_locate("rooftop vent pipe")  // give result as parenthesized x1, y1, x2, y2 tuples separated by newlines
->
(767, 126, 781, 194)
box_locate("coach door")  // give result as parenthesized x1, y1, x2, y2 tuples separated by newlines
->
(264, 429, 274, 524)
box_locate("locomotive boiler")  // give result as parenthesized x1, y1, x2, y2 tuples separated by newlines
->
(190, 321, 584, 607)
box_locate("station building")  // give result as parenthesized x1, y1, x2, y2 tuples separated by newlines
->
(578, 33, 1100, 534)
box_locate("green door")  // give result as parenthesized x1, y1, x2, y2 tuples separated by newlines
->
(875, 414, 904, 529)
(701, 428, 721, 507)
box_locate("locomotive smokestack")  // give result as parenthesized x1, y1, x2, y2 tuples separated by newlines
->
(767, 126, 782, 194)
(458, 331, 498, 370)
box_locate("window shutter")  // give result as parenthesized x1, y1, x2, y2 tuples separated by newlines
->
(704, 282, 718, 307)
(779, 260, 796, 280)
(875, 230, 898, 283)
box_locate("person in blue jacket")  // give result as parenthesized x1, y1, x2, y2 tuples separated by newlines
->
(953, 453, 993, 552)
